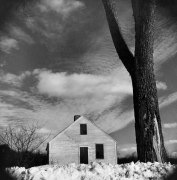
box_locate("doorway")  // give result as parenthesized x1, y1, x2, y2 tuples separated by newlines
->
(80, 147, 88, 164)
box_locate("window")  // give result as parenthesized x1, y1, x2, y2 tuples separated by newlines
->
(96, 144, 104, 159)
(80, 124, 87, 135)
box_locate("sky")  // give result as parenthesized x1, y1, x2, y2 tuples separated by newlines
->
(0, 0, 177, 157)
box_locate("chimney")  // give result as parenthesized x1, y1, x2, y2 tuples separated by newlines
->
(74, 115, 81, 121)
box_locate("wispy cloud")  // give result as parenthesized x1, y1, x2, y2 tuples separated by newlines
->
(38, 0, 84, 17)
(10, 26, 35, 44)
(159, 91, 177, 108)
(0, 37, 18, 53)
(171, 152, 177, 157)
(0, 89, 51, 128)
(106, 3, 177, 69)
(163, 123, 177, 129)
(31, 69, 166, 133)
(0, 69, 169, 135)
(165, 140, 177, 145)
(34, 69, 134, 132)
(0, 71, 31, 87)
(154, 18, 177, 66)
(95, 109, 134, 133)
(120, 146, 136, 152)
(0, 101, 14, 127)
(156, 81, 167, 90)
(37, 127, 51, 134)
(0, 69, 133, 133)
(118, 144, 137, 157)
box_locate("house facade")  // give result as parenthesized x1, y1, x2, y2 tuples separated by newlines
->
(47, 115, 117, 165)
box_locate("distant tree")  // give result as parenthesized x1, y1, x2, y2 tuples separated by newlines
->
(0, 124, 50, 166)
(102, 0, 167, 162)
(0, 124, 49, 153)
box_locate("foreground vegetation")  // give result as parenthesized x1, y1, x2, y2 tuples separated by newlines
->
(118, 154, 177, 164)
(7, 162, 176, 180)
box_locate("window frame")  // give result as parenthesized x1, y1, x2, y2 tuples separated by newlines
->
(95, 144, 104, 159)
(80, 124, 87, 135)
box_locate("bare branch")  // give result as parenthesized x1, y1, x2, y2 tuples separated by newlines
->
(0, 124, 50, 153)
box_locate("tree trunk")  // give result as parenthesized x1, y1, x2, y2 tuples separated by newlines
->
(131, 0, 167, 162)
(102, 0, 167, 162)
(102, 0, 134, 76)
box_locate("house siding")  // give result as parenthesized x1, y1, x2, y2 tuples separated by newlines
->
(49, 117, 117, 165)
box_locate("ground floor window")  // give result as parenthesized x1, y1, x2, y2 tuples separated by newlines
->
(96, 144, 104, 159)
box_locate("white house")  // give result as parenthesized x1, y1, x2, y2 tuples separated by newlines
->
(46, 115, 118, 165)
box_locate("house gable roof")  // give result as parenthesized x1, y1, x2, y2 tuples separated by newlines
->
(49, 116, 118, 144)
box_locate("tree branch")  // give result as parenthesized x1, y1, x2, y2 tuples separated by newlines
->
(102, 0, 134, 75)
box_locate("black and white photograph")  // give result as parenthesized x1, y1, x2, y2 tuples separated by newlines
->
(0, 0, 177, 179)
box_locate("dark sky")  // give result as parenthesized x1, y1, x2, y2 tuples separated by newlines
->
(0, 0, 177, 157)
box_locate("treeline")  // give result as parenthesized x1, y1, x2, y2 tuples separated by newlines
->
(118, 153, 177, 164)
(0, 124, 50, 169)
(0, 145, 48, 168)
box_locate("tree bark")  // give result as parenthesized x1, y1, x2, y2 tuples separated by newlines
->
(102, 0, 167, 162)
(131, 0, 167, 162)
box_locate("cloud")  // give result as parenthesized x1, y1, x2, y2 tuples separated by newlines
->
(0, 90, 20, 97)
(0, 61, 6, 68)
(171, 152, 177, 157)
(95, 109, 134, 133)
(164, 141, 177, 155)
(118, 144, 137, 157)
(22, 0, 105, 62)
(156, 81, 167, 90)
(0, 69, 168, 134)
(34, 69, 134, 133)
(0, 69, 133, 133)
(0, 0, 177, 153)
(159, 92, 177, 108)
(32, 69, 167, 133)
(165, 140, 177, 145)
(0, 69, 169, 137)
(36, 69, 167, 98)
(0, 88, 87, 134)
(0, 71, 31, 87)
(0, 69, 153, 133)
(38, 0, 84, 16)
(10, 26, 35, 44)
(37, 127, 51, 134)
(0, 89, 52, 128)
(36, 70, 133, 98)
(163, 123, 177, 129)
(0, 37, 18, 53)
(107, 2, 177, 69)
(120, 146, 136, 152)
(154, 22, 177, 65)
(0, 101, 14, 127)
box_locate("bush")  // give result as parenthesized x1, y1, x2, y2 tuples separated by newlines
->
(118, 154, 138, 164)
(167, 156, 177, 165)
(118, 154, 177, 165)
(0, 146, 48, 169)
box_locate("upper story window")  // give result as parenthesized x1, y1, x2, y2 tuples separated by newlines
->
(80, 124, 87, 135)
(96, 144, 104, 159)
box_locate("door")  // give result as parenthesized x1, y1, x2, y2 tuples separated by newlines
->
(80, 147, 88, 164)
